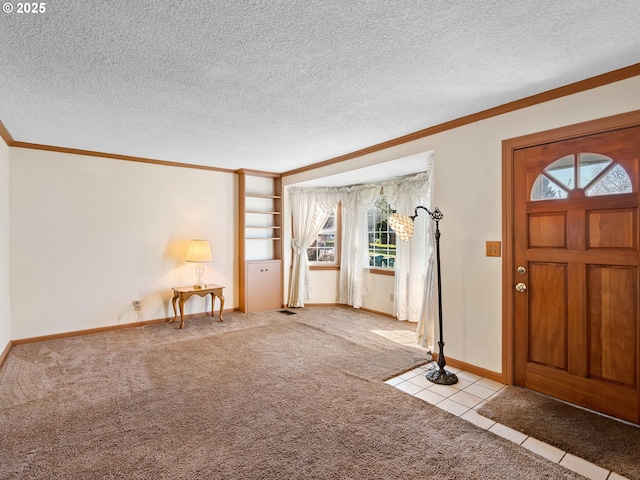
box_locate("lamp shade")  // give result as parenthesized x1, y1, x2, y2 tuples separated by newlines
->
(387, 213, 415, 241)
(185, 239, 212, 262)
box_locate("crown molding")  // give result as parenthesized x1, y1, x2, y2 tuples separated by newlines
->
(0, 119, 14, 146)
(235, 168, 281, 178)
(9, 141, 235, 173)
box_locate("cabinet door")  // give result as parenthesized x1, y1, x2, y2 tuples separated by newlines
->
(245, 261, 282, 312)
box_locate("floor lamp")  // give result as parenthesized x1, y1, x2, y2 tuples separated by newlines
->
(388, 206, 458, 385)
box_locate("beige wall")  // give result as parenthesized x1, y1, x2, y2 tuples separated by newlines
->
(283, 75, 640, 373)
(0, 139, 10, 350)
(9, 148, 237, 340)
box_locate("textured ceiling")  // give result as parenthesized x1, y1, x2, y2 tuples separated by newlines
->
(1, 1, 640, 173)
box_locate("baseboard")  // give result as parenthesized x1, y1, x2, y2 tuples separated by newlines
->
(433, 353, 504, 384)
(11, 318, 169, 345)
(302, 303, 396, 319)
(0, 340, 12, 369)
(302, 303, 342, 307)
(11, 308, 237, 346)
(359, 307, 395, 319)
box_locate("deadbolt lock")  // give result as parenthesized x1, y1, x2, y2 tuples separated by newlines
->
(517, 266, 526, 275)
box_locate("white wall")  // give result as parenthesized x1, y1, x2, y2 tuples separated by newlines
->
(9, 148, 237, 340)
(0, 139, 10, 350)
(361, 273, 395, 313)
(283, 75, 640, 373)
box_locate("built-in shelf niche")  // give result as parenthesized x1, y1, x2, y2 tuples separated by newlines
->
(238, 169, 283, 312)
(242, 176, 281, 260)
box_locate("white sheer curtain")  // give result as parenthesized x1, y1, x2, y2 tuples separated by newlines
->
(338, 185, 379, 308)
(288, 189, 338, 307)
(386, 167, 435, 349)
(337, 165, 434, 323)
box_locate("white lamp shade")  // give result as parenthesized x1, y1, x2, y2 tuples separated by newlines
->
(387, 213, 414, 241)
(185, 239, 212, 262)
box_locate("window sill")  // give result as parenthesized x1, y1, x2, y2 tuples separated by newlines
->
(369, 268, 395, 276)
(308, 266, 395, 276)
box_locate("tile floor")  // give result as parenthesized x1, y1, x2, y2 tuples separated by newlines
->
(385, 362, 629, 480)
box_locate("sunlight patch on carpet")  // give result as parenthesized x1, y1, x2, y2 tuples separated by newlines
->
(371, 329, 428, 351)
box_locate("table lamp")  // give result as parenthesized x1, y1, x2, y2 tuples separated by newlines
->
(185, 239, 212, 289)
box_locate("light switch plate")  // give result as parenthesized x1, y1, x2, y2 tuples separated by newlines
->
(486, 241, 501, 257)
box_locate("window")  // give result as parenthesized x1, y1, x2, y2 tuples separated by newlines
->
(307, 208, 338, 265)
(531, 153, 632, 201)
(367, 196, 396, 269)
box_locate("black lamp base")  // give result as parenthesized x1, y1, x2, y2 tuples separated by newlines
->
(426, 368, 458, 385)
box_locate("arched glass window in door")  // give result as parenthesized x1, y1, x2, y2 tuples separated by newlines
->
(531, 153, 632, 201)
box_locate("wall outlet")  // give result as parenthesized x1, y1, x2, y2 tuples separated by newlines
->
(133, 300, 141, 311)
(486, 241, 501, 257)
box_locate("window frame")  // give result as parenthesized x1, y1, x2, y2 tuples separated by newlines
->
(308, 204, 341, 270)
(366, 196, 397, 275)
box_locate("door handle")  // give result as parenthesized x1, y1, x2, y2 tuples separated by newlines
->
(515, 282, 527, 293)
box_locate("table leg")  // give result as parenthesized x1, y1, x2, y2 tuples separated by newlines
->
(171, 294, 178, 323)
(178, 298, 186, 329)
(209, 292, 215, 317)
(218, 293, 225, 322)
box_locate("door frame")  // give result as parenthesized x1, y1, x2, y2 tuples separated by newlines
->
(501, 109, 640, 385)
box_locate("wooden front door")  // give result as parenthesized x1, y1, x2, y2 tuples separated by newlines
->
(513, 126, 640, 424)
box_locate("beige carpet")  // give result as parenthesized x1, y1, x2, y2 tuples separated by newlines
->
(0, 307, 585, 479)
(477, 385, 640, 479)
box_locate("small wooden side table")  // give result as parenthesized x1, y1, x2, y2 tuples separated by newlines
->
(171, 284, 225, 329)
